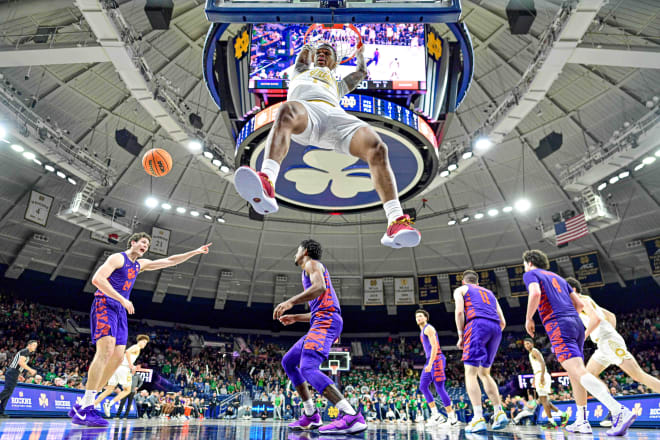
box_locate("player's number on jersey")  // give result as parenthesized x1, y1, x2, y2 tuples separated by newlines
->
(552, 277, 561, 293)
(479, 289, 491, 305)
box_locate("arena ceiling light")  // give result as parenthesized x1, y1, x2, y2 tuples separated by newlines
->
(474, 212, 484, 219)
(460, 215, 470, 223)
(0, 125, 6, 140)
(67, 177, 77, 185)
(56, 170, 66, 179)
(10, 144, 24, 153)
(203, 212, 213, 220)
(514, 198, 531, 212)
(618, 170, 630, 179)
(33, 158, 42, 166)
(447, 218, 457, 226)
(502, 206, 513, 213)
(212, 159, 222, 167)
(188, 140, 202, 152)
(474, 137, 492, 151)
(642, 156, 656, 165)
(220, 165, 229, 173)
(488, 208, 499, 217)
(145, 196, 159, 208)
(655, 149, 660, 157)
(462, 150, 473, 160)
(161, 203, 172, 210)
(217, 217, 226, 224)
(447, 163, 458, 172)
(44, 164, 55, 172)
(439, 169, 450, 177)
(190, 210, 200, 217)
(203, 150, 214, 159)
(176, 206, 186, 214)
(597, 182, 607, 191)
(22, 151, 35, 160)
(609, 175, 619, 184)
(633, 163, 644, 171)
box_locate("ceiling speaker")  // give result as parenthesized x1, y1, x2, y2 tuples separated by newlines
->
(506, 0, 536, 35)
(115, 129, 142, 156)
(144, 0, 174, 30)
(535, 131, 562, 160)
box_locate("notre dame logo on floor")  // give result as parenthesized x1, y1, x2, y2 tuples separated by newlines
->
(327, 406, 339, 418)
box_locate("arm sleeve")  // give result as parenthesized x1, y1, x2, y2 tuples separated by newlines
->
(337, 80, 350, 98)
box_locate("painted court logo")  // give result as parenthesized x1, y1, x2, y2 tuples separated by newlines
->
(327, 406, 339, 418)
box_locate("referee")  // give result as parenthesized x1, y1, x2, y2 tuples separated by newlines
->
(0, 340, 38, 418)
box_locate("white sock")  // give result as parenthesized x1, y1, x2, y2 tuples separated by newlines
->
(495, 404, 504, 414)
(335, 399, 356, 416)
(576, 405, 587, 423)
(430, 405, 439, 415)
(81, 390, 97, 409)
(383, 199, 404, 224)
(303, 399, 315, 416)
(473, 405, 483, 420)
(261, 159, 280, 184)
(580, 374, 623, 416)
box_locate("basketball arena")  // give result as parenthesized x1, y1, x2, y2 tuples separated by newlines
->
(0, 0, 659, 439)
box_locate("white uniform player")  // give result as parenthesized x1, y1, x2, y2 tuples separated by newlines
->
(578, 295, 633, 367)
(529, 348, 552, 397)
(287, 66, 367, 155)
(108, 350, 137, 388)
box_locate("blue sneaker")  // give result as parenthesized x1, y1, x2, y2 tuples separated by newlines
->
(492, 411, 509, 430)
(72, 405, 109, 427)
(68, 403, 81, 418)
(606, 407, 636, 436)
(466, 417, 487, 433)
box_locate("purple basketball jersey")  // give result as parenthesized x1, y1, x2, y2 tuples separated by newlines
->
(523, 268, 578, 324)
(94, 252, 140, 303)
(464, 284, 499, 323)
(420, 324, 442, 361)
(302, 262, 341, 317)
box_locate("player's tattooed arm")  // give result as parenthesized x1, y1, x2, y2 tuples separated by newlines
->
(340, 45, 367, 93)
(294, 44, 315, 73)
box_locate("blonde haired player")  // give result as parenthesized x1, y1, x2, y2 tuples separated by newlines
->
(523, 338, 568, 428)
(566, 277, 660, 394)
(234, 40, 420, 249)
(97, 335, 150, 417)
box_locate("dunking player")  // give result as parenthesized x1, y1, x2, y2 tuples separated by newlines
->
(275, 239, 367, 434)
(70, 232, 211, 426)
(523, 338, 569, 428)
(522, 250, 636, 435)
(454, 270, 509, 433)
(233, 42, 420, 249)
(566, 277, 660, 427)
(94, 335, 149, 417)
(415, 309, 458, 427)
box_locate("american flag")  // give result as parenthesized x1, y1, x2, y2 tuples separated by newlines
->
(554, 213, 589, 246)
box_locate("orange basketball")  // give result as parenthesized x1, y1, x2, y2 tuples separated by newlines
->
(142, 148, 172, 177)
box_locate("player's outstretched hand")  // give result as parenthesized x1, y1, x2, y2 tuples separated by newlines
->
(273, 300, 293, 320)
(279, 315, 296, 326)
(196, 243, 212, 255)
(525, 318, 535, 337)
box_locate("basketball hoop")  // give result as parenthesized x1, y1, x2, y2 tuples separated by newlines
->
(304, 24, 363, 65)
(329, 360, 340, 376)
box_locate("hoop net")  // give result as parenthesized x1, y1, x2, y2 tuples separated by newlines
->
(329, 360, 340, 376)
(304, 24, 362, 65)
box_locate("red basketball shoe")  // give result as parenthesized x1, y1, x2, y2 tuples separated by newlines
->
(233, 166, 278, 214)
(381, 214, 421, 248)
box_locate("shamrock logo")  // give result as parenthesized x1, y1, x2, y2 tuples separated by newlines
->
(283, 149, 372, 198)
(327, 406, 339, 418)
(427, 32, 442, 61)
(234, 29, 249, 60)
(39, 393, 49, 408)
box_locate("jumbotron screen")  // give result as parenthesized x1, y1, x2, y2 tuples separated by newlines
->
(249, 24, 427, 91)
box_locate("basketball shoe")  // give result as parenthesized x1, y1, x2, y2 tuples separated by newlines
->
(565, 420, 592, 434)
(233, 166, 278, 215)
(607, 407, 636, 436)
(492, 411, 509, 430)
(71, 405, 109, 427)
(68, 403, 81, 418)
(318, 411, 367, 434)
(288, 410, 322, 430)
(381, 214, 421, 248)
(465, 417, 487, 433)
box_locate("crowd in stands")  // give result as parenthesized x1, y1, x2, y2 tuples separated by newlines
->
(0, 289, 657, 423)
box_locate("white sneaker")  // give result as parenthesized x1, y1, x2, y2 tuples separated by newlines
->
(426, 412, 446, 427)
(565, 420, 592, 434)
(103, 401, 111, 418)
(442, 412, 458, 426)
(233, 166, 278, 215)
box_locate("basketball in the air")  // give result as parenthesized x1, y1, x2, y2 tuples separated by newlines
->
(142, 148, 173, 177)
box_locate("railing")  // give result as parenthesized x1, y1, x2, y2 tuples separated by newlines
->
(218, 391, 249, 416)
(0, 26, 98, 50)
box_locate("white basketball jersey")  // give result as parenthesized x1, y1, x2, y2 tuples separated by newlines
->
(288, 67, 348, 106)
(528, 349, 545, 376)
(578, 294, 617, 344)
(120, 348, 139, 368)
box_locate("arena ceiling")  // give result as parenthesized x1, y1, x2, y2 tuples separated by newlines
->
(0, 0, 658, 306)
